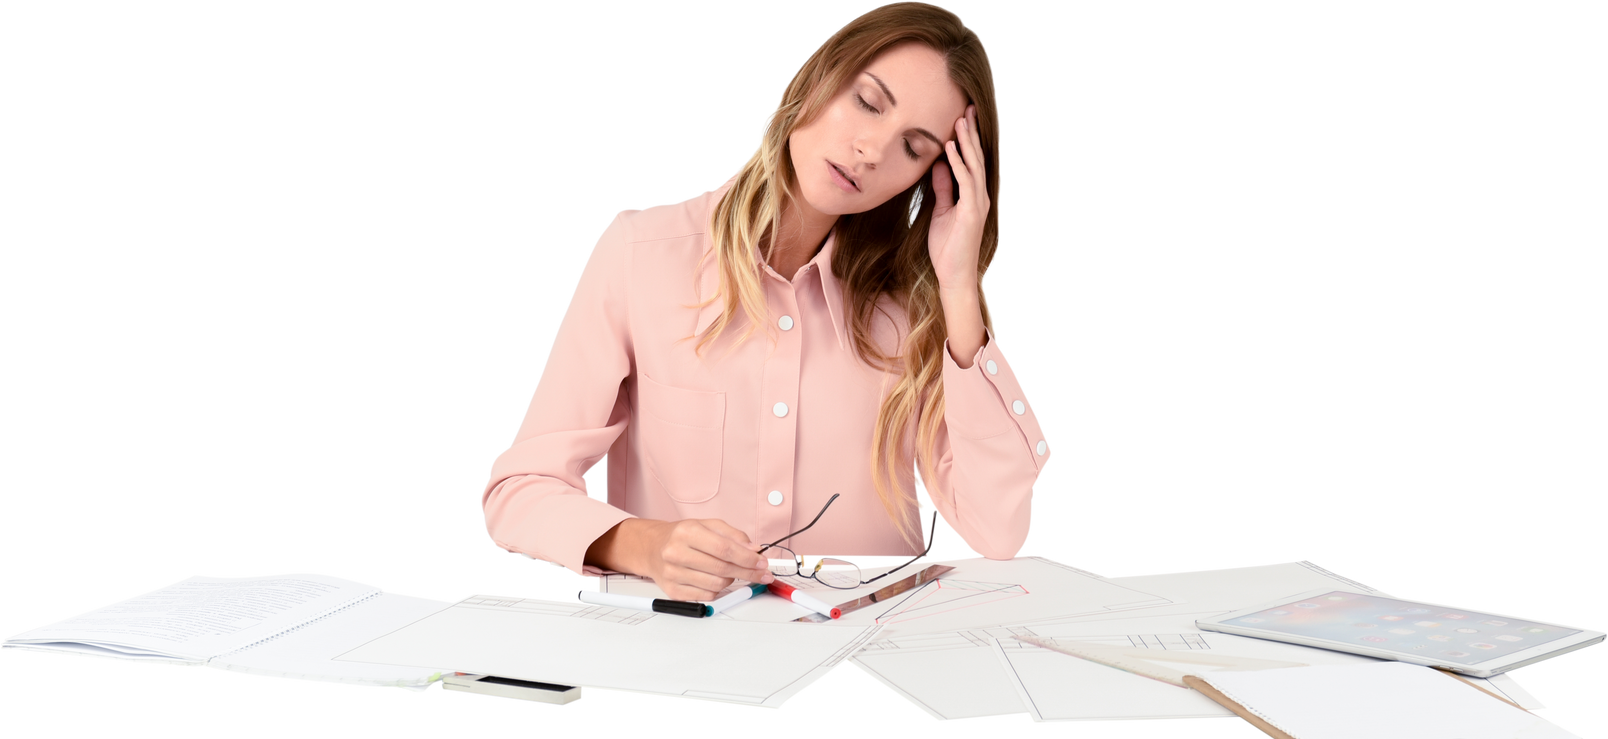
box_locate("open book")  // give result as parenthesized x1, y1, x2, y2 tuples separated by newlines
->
(5, 574, 451, 688)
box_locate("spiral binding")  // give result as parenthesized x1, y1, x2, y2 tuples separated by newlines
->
(207, 588, 382, 661)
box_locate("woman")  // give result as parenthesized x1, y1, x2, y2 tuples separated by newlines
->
(482, 2, 1049, 601)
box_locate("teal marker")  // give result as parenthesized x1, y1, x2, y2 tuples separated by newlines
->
(708, 582, 769, 614)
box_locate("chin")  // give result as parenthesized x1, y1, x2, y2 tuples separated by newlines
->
(795, 180, 847, 216)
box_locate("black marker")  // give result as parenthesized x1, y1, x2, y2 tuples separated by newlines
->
(577, 591, 713, 618)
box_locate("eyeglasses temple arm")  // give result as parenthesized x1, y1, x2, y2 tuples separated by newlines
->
(861, 510, 939, 584)
(757, 493, 841, 553)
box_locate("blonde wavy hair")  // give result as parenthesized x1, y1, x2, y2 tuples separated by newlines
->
(694, 3, 1001, 550)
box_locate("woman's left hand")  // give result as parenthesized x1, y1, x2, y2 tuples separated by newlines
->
(928, 104, 989, 292)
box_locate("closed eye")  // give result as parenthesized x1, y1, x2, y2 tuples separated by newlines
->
(854, 94, 922, 162)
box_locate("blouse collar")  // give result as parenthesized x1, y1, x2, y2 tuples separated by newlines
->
(697, 220, 855, 351)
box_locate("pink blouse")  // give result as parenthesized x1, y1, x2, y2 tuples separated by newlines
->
(482, 176, 1051, 576)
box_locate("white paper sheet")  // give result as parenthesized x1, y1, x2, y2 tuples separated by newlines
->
(6, 574, 381, 663)
(852, 628, 1033, 719)
(1479, 674, 1608, 710)
(0, 565, 594, 629)
(995, 606, 1540, 720)
(212, 593, 450, 687)
(334, 595, 881, 707)
(851, 561, 1408, 720)
(1057, 561, 1381, 624)
(607, 557, 1172, 640)
(1200, 662, 1579, 739)
(989, 613, 1461, 721)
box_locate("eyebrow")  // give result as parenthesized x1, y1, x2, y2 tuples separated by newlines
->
(864, 72, 946, 149)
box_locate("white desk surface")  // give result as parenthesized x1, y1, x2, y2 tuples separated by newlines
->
(3, 552, 1608, 732)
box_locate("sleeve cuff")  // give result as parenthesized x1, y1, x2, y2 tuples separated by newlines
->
(485, 475, 637, 577)
(941, 329, 1050, 469)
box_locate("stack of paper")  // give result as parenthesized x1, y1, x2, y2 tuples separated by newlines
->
(4, 575, 450, 688)
(5, 558, 1567, 727)
(605, 558, 1544, 720)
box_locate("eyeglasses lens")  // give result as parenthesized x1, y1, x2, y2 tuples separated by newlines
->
(809, 558, 864, 589)
(763, 549, 863, 589)
(765, 547, 802, 577)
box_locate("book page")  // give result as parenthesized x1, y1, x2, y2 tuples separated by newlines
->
(211, 593, 451, 686)
(5, 574, 379, 662)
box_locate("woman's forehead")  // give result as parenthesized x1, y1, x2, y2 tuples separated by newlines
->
(853, 44, 967, 116)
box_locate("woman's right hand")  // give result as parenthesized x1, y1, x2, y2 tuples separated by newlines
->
(588, 517, 775, 601)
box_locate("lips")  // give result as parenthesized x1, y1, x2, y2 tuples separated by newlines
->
(828, 161, 860, 192)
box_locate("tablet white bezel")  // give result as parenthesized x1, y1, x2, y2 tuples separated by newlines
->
(1195, 587, 1604, 678)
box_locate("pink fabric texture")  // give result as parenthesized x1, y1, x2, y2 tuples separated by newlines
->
(483, 176, 1051, 576)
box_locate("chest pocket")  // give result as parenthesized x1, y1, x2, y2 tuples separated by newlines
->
(636, 374, 725, 503)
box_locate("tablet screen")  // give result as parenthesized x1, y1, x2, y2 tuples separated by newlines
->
(1226, 591, 1580, 666)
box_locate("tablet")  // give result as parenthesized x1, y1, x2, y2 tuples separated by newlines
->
(1196, 588, 1603, 678)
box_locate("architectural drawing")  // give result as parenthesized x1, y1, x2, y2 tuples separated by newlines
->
(866, 579, 1030, 625)
(458, 596, 653, 626)
(858, 625, 1208, 656)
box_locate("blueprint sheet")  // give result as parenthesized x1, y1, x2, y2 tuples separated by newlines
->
(991, 612, 1537, 721)
(1047, 560, 1381, 625)
(850, 560, 1536, 720)
(333, 596, 880, 707)
(605, 556, 1173, 639)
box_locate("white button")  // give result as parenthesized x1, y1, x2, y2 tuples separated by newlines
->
(1012, 400, 1026, 415)
(773, 402, 789, 418)
(985, 360, 998, 375)
(778, 315, 794, 331)
(1036, 440, 1047, 456)
(768, 490, 784, 506)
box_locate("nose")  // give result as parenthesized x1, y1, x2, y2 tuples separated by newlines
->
(854, 144, 879, 169)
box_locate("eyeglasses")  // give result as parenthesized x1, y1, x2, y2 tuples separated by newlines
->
(756, 493, 938, 590)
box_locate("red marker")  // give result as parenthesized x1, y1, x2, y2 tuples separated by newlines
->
(767, 581, 841, 619)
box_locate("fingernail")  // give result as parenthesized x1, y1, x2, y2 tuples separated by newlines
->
(959, 119, 966, 131)
(762, 573, 775, 584)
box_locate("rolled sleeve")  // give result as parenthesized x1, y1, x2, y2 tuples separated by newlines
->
(921, 329, 1049, 559)
(481, 210, 640, 576)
